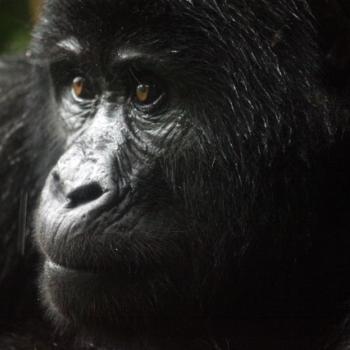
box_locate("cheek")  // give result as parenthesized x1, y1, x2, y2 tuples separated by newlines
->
(128, 108, 186, 148)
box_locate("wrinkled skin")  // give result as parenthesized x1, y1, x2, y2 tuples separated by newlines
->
(0, 0, 350, 349)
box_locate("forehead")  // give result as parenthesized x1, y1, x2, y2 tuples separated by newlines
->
(35, 0, 202, 58)
(42, 0, 190, 39)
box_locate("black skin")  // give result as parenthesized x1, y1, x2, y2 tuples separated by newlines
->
(1, 0, 350, 349)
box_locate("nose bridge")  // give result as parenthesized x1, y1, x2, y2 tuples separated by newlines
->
(56, 106, 124, 187)
(49, 105, 127, 208)
(84, 104, 125, 152)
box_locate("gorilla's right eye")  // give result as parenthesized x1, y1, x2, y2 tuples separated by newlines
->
(50, 60, 98, 102)
(71, 76, 95, 100)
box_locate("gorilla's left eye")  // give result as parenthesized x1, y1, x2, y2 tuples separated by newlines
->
(136, 84, 151, 103)
(130, 72, 165, 112)
(133, 82, 165, 111)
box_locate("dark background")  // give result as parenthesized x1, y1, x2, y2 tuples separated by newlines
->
(0, 0, 42, 54)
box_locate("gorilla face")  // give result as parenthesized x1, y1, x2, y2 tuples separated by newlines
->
(36, 50, 188, 272)
(33, 1, 217, 328)
(31, 0, 334, 334)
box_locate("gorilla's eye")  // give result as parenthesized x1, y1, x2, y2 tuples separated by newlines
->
(131, 71, 165, 112)
(71, 77, 95, 100)
(136, 84, 151, 103)
(133, 82, 164, 111)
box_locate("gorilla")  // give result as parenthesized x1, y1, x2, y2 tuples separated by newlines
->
(0, 0, 350, 349)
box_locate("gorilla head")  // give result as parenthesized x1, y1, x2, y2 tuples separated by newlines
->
(23, 0, 347, 345)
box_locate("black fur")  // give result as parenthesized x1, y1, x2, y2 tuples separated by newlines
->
(0, 0, 350, 349)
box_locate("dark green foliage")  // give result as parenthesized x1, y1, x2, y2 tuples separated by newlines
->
(0, 0, 31, 53)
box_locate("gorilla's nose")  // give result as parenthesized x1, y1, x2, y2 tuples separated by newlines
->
(51, 170, 104, 208)
(66, 182, 104, 208)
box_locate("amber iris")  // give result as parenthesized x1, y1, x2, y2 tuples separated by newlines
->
(72, 77, 85, 98)
(136, 84, 150, 103)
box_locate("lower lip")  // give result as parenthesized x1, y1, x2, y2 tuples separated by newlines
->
(46, 259, 97, 275)
(47, 260, 67, 270)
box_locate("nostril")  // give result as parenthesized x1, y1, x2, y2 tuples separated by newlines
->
(66, 182, 104, 208)
(52, 170, 60, 182)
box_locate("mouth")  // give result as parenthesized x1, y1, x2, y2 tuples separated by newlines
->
(35, 186, 136, 261)
(40, 211, 146, 274)
(36, 191, 183, 280)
